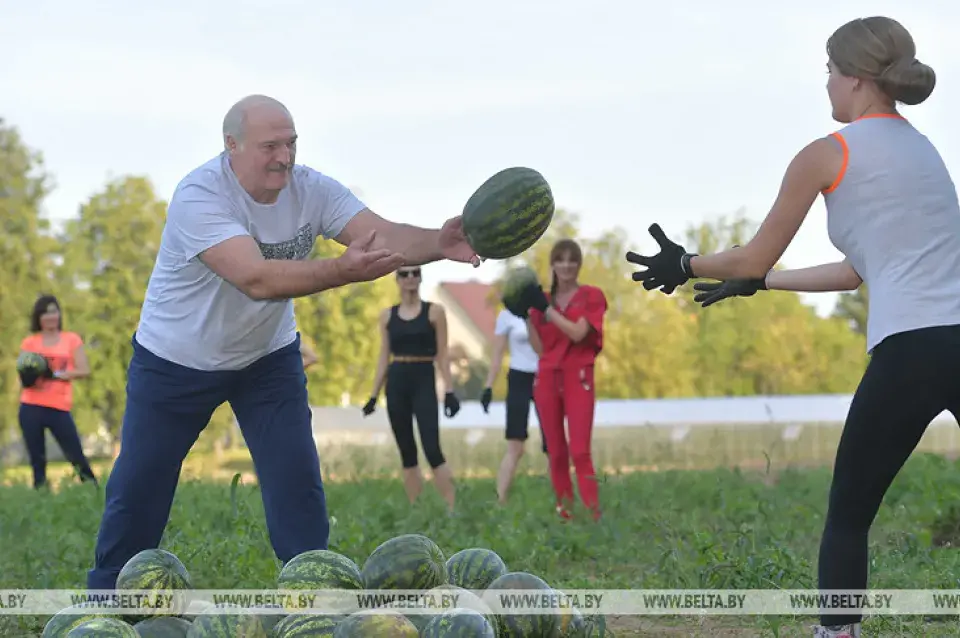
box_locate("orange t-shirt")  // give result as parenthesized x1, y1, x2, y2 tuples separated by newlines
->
(19, 331, 84, 412)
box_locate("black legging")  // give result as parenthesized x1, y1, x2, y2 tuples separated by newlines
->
(19, 403, 98, 489)
(819, 323, 960, 627)
(385, 362, 445, 469)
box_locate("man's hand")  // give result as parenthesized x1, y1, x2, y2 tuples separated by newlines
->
(625, 224, 696, 295)
(336, 230, 407, 284)
(692, 278, 767, 307)
(438, 217, 481, 267)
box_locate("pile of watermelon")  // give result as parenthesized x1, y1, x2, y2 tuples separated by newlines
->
(41, 534, 612, 637)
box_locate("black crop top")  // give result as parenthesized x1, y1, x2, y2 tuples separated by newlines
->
(387, 301, 438, 357)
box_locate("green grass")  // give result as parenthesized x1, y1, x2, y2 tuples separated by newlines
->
(5, 428, 960, 636)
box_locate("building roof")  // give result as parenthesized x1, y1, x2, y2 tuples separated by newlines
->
(438, 281, 499, 343)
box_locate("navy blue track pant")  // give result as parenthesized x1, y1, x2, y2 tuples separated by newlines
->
(86, 333, 329, 589)
(18, 403, 97, 488)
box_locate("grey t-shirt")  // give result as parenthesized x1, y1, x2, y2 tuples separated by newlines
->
(135, 152, 366, 370)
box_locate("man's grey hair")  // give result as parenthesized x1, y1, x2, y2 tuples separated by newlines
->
(222, 95, 292, 149)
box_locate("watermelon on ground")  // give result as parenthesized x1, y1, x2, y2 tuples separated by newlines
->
(65, 617, 139, 637)
(552, 590, 587, 638)
(116, 548, 192, 618)
(185, 603, 271, 638)
(424, 584, 498, 630)
(484, 571, 559, 638)
(42, 603, 116, 638)
(277, 549, 364, 614)
(133, 616, 193, 637)
(361, 534, 447, 590)
(462, 166, 555, 260)
(445, 547, 509, 591)
(333, 609, 418, 637)
(272, 613, 343, 637)
(421, 607, 496, 638)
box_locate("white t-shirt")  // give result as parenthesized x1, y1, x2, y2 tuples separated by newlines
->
(494, 309, 538, 373)
(135, 152, 366, 371)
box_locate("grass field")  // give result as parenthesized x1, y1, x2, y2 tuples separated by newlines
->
(4, 426, 960, 637)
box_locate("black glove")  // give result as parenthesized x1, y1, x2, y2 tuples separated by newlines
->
(480, 387, 492, 413)
(41, 360, 55, 379)
(18, 369, 41, 389)
(692, 278, 768, 308)
(625, 223, 697, 295)
(444, 392, 460, 418)
(506, 281, 549, 320)
(361, 397, 377, 416)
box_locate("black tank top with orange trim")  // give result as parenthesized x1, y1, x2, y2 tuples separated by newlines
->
(387, 301, 437, 357)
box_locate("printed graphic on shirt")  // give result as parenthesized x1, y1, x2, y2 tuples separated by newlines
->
(256, 223, 314, 261)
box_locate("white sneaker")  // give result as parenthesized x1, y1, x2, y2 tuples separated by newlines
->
(813, 623, 861, 637)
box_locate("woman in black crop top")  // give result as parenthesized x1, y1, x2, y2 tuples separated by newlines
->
(362, 266, 461, 512)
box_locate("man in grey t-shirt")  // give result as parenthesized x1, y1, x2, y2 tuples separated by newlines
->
(86, 95, 480, 589)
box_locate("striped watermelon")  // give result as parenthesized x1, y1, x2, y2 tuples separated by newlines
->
(445, 548, 509, 591)
(116, 548, 191, 618)
(484, 571, 559, 638)
(552, 590, 587, 638)
(185, 603, 271, 637)
(272, 613, 343, 637)
(17, 351, 48, 373)
(462, 167, 555, 260)
(133, 616, 193, 637)
(500, 265, 541, 316)
(65, 617, 139, 637)
(361, 534, 447, 590)
(421, 608, 496, 638)
(379, 601, 431, 634)
(333, 609, 418, 637)
(42, 603, 116, 638)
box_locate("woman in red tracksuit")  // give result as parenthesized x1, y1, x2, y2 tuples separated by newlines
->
(507, 238, 608, 521)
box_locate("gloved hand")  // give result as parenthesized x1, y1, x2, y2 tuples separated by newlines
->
(480, 387, 492, 413)
(625, 223, 697, 295)
(692, 278, 768, 308)
(506, 281, 549, 319)
(41, 358, 55, 379)
(18, 369, 41, 389)
(361, 397, 377, 416)
(444, 392, 460, 418)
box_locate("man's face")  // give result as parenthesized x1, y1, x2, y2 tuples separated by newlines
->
(229, 105, 297, 196)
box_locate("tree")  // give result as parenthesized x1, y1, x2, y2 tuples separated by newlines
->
(57, 176, 167, 440)
(0, 119, 58, 440)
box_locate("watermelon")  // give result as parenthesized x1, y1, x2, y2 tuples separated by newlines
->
(462, 167, 555, 260)
(65, 617, 139, 637)
(272, 613, 343, 637)
(361, 534, 447, 590)
(116, 548, 191, 618)
(484, 571, 559, 638)
(421, 608, 496, 638)
(17, 351, 48, 373)
(425, 584, 497, 630)
(185, 603, 271, 637)
(552, 591, 587, 638)
(446, 548, 509, 591)
(333, 609, 418, 637)
(41, 603, 116, 638)
(500, 265, 540, 315)
(582, 615, 614, 636)
(378, 601, 432, 634)
(133, 616, 193, 637)
(278, 549, 363, 614)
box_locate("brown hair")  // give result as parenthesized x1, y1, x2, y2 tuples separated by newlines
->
(548, 239, 583, 308)
(827, 17, 936, 106)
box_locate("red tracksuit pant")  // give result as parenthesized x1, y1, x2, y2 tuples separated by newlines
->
(533, 364, 599, 515)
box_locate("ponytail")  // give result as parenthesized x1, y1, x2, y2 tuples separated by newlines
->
(549, 271, 559, 309)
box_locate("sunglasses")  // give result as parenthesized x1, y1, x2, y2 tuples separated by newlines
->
(397, 269, 421, 279)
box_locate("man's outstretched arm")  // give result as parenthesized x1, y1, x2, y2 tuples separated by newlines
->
(334, 209, 444, 267)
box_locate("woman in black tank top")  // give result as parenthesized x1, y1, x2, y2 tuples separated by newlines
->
(361, 266, 461, 512)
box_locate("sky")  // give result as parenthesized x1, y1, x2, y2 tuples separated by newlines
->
(2, 1, 957, 317)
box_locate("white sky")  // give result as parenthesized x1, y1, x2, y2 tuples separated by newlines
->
(3, 1, 956, 316)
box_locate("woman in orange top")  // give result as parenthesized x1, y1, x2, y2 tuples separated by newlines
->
(505, 239, 608, 521)
(18, 294, 97, 489)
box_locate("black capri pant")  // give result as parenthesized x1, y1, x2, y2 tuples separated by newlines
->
(385, 362, 446, 469)
(818, 323, 960, 627)
(505, 368, 547, 453)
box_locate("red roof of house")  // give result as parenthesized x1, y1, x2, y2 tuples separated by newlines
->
(438, 281, 499, 342)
